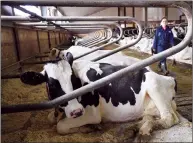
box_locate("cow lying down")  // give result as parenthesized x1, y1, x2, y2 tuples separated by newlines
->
(20, 50, 191, 141)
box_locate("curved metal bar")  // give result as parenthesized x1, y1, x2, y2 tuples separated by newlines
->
(1, 1, 192, 114)
(91, 20, 143, 61)
(72, 22, 123, 50)
(96, 23, 123, 49)
(78, 31, 103, 46)
(82, 28, 113, 48)
(79, 30, 105, 45)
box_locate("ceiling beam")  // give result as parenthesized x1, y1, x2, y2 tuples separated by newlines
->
(55, 6, 66, 16)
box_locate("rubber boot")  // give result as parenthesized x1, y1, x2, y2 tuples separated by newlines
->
(161, 63, 169, 75)
(157, 62, 162, 72)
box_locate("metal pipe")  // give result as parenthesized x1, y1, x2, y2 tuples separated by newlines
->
(1, 0, 180, 7)
(34, 26, 106, 29)
(1, 55, 36, 71)
(91, 21, 142, 61)
(0, 16, 149, 22)
(35, 55, 49, 58)
(1, 1, 192, 114)
(79, 33, 105, 47)
(5, 66, 22, 75)
(93, 23, 123, 50)
(2, 74, 21, 79)
(77, 31, 105, 46)
(78, 32, 102, 46)
(86, 29, 113, 48)
(80, 29, 111, 47)
(78, 31, 106, 46)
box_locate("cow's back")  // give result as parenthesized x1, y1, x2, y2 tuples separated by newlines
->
(80, 63, 150, 122)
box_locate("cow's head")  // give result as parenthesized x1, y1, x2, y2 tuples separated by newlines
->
(20, 51, 85, 119)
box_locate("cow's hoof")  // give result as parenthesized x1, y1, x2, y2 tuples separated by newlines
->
(134, 133, 151, 143)
(180, 121, 192, 127)
(47, 111, 57, 125)
(88, 124, 102, 131)
(138, 120, 153, 139)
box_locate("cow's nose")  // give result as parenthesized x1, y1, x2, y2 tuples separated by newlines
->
(70, 108, 83, 118)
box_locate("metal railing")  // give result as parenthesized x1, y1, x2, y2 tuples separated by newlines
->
(1, 1, 192, 114)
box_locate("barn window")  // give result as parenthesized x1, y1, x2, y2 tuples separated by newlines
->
(14, 5, 41, 16)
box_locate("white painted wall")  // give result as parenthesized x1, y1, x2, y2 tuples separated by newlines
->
(148, 8, 165, 21)
(168, 8, 183, 20)
(90, 7, 184, 22)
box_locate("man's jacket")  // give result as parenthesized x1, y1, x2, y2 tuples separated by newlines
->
(153, 25, 174, 53)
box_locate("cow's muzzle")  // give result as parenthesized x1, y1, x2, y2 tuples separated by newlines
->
(70, 108, 84, 118)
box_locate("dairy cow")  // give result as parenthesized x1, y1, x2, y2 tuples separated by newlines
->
(20, 50, 179, 137)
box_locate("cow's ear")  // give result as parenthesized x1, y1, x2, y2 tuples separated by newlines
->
(20, 71, 46, 85)
(49, 48, 60, 59)
(65, 52, 73, 66)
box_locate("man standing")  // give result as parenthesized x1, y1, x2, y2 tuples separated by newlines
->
(152, 17, 174, 75)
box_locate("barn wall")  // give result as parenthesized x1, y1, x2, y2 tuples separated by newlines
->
(1, 26, 69, 69)
(168, 8, 183, 21)
(1, 27, 18, 68)
(91, 7, 118, 16)
(17, 28, 39, 60)
(89, 7, 184, 22)
(38, 31, 49, 53)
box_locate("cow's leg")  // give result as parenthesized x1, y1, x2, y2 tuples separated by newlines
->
(134, 115, 154, 143)
(48, 110, 57, 124)
(48, 107, 65, 125)
(56, 106, 101, 135)
(144, 73, 179, 129)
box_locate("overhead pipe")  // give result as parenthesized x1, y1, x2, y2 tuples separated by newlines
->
(2, 16, 141, 65)
(1, 0, 188, 7)
(1, 1, 192, 114)
(13, 6, 67, 31)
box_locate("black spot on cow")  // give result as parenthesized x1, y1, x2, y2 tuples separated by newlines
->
(86, 63, 149, 107)
(142, 74, 146, 82)
(71, 71, 82, 91)
(174, 79, 177, 93)
(79, 83, 100, 108)
(142, 68, 149, 82)
(46, 77, 65, 99)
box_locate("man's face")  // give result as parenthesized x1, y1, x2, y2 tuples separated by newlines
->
(161, 18, 168, 26)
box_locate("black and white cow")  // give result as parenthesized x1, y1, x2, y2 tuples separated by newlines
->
(20, 50, 180, 137)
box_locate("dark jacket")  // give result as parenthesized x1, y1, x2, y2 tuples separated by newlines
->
(153, 25, 174, 53)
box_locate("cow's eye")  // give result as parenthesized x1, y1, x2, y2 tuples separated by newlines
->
(172, 97, 175, 100)
(58, 108, 64, 112)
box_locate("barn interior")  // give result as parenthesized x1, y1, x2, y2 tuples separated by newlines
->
(1, 1, 192, 142)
